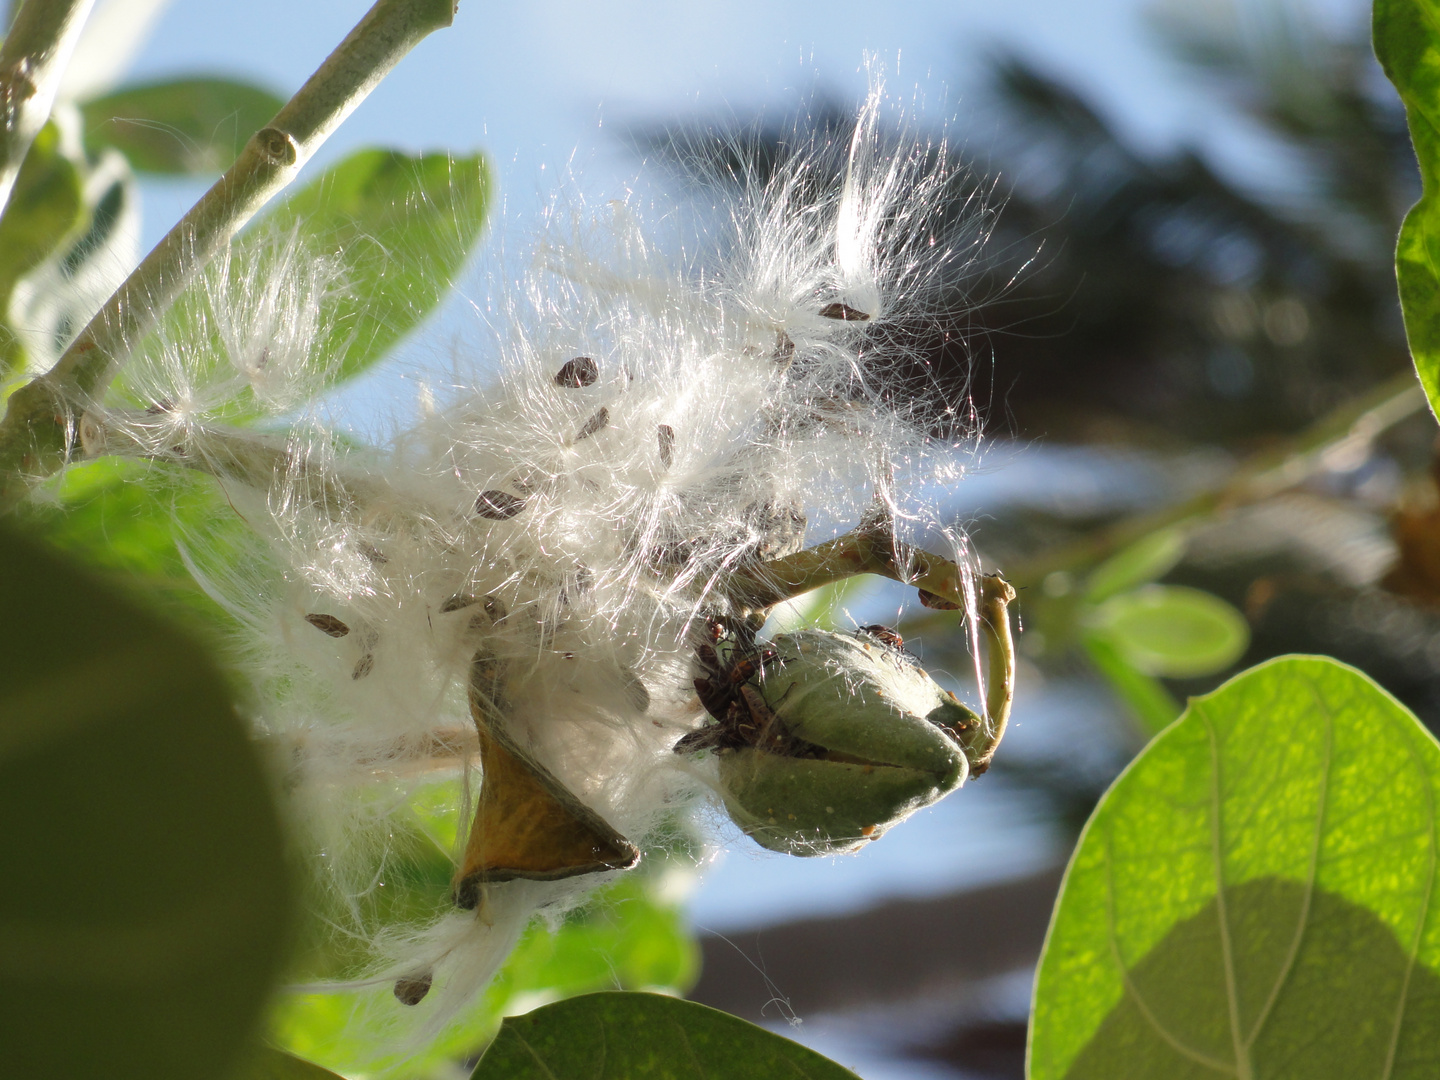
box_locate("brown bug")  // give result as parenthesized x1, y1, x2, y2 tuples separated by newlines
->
(675, 632, 801, 757)
(858, 624, 904, 651)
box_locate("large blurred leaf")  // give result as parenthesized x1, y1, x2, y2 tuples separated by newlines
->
(1376, 0, 1440, 416)
(1030, 656, 1440, 1079)
(259, 148, 490, 392)
(231, 1047, 346, 1080)
(0, 123, 83, 373)
(1086, 584, 1249, 678)
(81, 77, 285, 174)
(472, 992, 858, 1079)
(0, 524, 292, 1080)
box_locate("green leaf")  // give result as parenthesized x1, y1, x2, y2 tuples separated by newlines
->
(1377, 0, 1440, 415)
(21, 457, 256, 634)
(116, 149, 492, 419)
(0, 123, 83, 373)
(472, 992, 859, 1079)
(272, 858, 699, 1077)
(489, 870, 701, 1002)
(0, 523, 293, 1080)
(1086, 584, 1249, 678)
(258, 148, 491, 391)
(1030, 656, 1440, 1080)
(1083, 528, 1187, 604)
(80, 77, 286, 174)
(1081, 631, 1182, 736)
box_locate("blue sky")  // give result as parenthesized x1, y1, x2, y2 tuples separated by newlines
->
(119, 0, 1370, 251)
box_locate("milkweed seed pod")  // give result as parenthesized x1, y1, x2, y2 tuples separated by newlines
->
(78, 74, 1003, 1051)
(680, 628, 980, 855)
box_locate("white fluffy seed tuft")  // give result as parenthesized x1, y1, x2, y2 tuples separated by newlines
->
(89, 81, 996, 1055)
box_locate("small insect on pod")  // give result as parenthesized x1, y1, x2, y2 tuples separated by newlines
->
(676, 610, 1002, 855)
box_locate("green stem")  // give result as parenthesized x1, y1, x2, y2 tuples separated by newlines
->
(0, 0, 456, 507)
(726, 510, 1009, 616)
(724, 510, 1018, 767)
(1001, 369, 1427, 591)
(974, 574, 1016, 772)
(78, 409, 404, 522)
(0, 0, 95, 214)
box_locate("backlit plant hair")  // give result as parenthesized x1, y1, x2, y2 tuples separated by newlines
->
(8, 7, 1017, 1055)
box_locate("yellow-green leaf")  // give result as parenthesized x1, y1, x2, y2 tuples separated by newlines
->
(1376, 0, 1440, 415)
(259, 148, 491, 392)
(0, 124, 82, 373)
(1030, 656, 1440, 1079)
(1086, 584, 1249, 678)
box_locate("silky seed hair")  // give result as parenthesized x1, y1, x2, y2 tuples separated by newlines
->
(87, 79, 995, 1056)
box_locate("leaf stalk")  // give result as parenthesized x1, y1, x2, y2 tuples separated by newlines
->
(0, 0, 456, 507)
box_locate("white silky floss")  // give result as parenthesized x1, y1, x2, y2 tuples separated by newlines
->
(96, 82, 995, 1051)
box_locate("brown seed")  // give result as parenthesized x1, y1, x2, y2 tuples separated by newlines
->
(476, 490, 526, 520)
(819, 302, 870, 322)
(440, 594, 477, 613)
(484, 596, 508, 622)
(353, 653, 375, 680)
(393, 972, 433, 1006)
(773, 331, 795, 362)
(573, 407, 609, 442)
(358, 542, 389, 565)
(621, 666, 651, 713)
(509, 469, 542, 494)
(555, 356, 599, 387)
(658, 424, 675, 468)
(305, 613, 350, 638)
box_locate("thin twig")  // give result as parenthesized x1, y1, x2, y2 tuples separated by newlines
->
(999, 370, 1428, 591)
(0, 0, 456, 507)
(725, 508, 1011, 617)
(724, 510, 1018, 768)
(77, 408, 403, 521)
(0, 0, 95, 213)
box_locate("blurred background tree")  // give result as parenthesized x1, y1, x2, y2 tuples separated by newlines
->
(659, 3, 1440, 1075)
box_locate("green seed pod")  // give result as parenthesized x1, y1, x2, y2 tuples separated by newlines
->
(691, 628, 983, 856)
